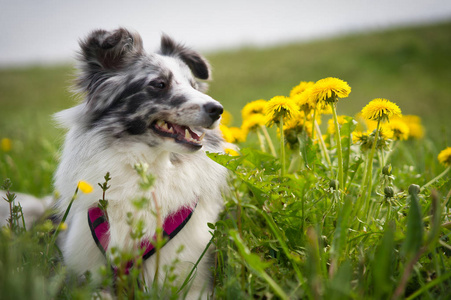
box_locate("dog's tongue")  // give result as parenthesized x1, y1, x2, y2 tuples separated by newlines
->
(171, 123, 199, 140)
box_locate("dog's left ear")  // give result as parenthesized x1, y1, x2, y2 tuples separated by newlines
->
(159, 35, 210, 80)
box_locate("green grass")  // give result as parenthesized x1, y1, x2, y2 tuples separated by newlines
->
(1, 21, 451, 299)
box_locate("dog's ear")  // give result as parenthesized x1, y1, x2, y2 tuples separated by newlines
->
(159, 35, 210, 80)
(78, 28, 144, 71)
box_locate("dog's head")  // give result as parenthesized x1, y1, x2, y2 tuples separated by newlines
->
(70, 28, 223, 153)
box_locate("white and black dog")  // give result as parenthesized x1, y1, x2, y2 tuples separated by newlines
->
(53, 28, 228, 298)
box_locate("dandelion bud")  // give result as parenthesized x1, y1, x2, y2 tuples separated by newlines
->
(408, 184, 420, 195)
(384, 186, 394, 198)
(329, 180, 339, 190)
(382, 164, 392, 176)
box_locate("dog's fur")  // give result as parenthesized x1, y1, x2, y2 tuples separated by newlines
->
(54, 28, 228, 298)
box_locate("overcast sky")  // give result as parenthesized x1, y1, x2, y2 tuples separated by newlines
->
(1, 0, 451, 66)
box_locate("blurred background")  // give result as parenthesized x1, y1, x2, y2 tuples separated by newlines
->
(2, 0, 451, 66)
(1, 0, 450, 194)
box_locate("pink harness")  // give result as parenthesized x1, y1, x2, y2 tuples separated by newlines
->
(88, 204, 195, 274)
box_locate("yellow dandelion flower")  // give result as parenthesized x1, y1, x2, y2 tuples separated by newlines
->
(283, 116, 304, 133)
(58, 222, 68, 231)
(382, 119, 410, 141)
(228, 127, 247, 143)
(282, 116, 310, 143)
(224, 148, 240, 156)
(352, 130, 367, 144)
(220, 110, 233, 126)
(289, 81, 315, 97)
(77, 181, 93, 194)
(361, 98, 402, 122)
(400, 115, 425, 139)
(379, 126, 394, 140)
(265, 95, 300, 127)
(327, 115, 348, 135)
(241, 99, 267, 120)
(1, 138, 12, 152)
(364, 119, 378, 131)
(241, 113, 267, 134)
(438, 147, 451, 167)
(291, 89, 316, 113)
(309, 77, 351, 105)
(220, 124, 234, 143)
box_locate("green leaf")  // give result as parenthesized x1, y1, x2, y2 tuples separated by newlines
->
(330, 198, 352, 261)
(240, 148, 280, 174)
(340, 117, 357, 188)
(206, 151, 247, 171)
(229, 230, 289, 300)
(229, 229, 272, 273)
(372, 222, 396, 298)
(402, 189, 424, 257)
(426, 191, 441, 246)
(327, 260, 353, 300)
(346, 156, 364, 191)
(298, 132, 320, 168)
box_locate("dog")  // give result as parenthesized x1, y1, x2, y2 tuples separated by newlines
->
(53, 28, 228, 298)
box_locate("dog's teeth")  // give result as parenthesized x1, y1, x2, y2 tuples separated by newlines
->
(199, 132, 205, 141)
(156, 120, 165, 127)
(185, 129, 192, 139)
(162, 123, 169, 130)
(168, 127, 174, 133)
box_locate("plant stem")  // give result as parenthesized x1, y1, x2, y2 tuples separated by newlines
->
(392, 246, 427, 300)
(151, 191, 162, 285)
(48, 187, 78, 254)
(314, 120, 333, 176)
(363, 120, 381, 216)
(279, 115, 286, 176)
(331, 103, 344, 190)
(356, 120, 381, 217)
(178, 237, 214, 293)
(405, 271, 451, 300)
(260, 125, 277, 157)
(311, 108, 317, 140)
(384, 140, 398, 165)
(420, 165, 451, 192)
(256, 129, 266, 152)
(381, 148, 386, 168)
(288, 146, 302, 173)
(8, 196, 13, 230)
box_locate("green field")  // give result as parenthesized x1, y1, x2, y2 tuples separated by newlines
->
(1, 21, 451, 299)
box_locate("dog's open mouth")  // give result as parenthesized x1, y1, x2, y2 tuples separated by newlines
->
(151, 120, 205, 149)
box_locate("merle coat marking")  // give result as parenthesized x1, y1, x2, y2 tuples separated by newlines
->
(54, 28, 228, 299)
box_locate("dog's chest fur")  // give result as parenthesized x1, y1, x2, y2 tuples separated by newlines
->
(55, 127, 227, 287)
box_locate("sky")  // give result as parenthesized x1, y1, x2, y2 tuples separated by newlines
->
(1, 0, 451, 67)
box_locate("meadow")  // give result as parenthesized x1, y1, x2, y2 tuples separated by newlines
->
(1, 21, 451, 299)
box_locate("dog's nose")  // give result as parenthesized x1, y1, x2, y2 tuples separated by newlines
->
(203, 103, 223, 122)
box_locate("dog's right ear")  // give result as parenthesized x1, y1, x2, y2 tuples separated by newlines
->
(78, 28, 144, 71)
(76, 28, 144, 97)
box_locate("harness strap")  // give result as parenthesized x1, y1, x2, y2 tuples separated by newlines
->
(87, 203, 196, 274)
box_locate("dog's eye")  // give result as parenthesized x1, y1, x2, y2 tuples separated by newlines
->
(150, 80, 166, 90)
